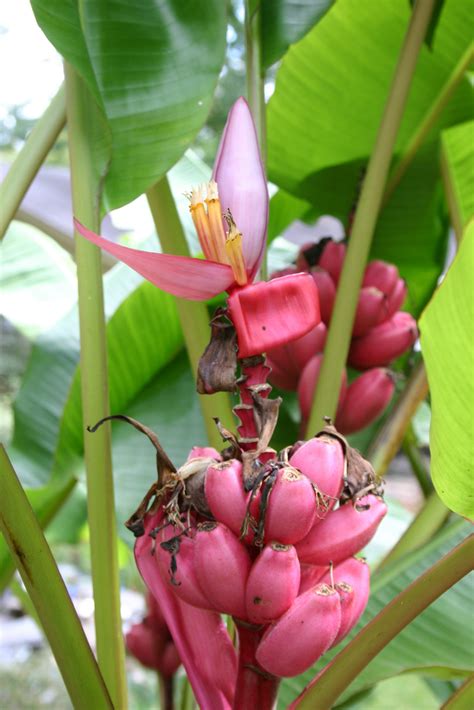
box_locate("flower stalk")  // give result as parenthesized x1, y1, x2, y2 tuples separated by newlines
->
(65, 63, 127, 708)
(306, 0, 437, 434)
(233, 623, 280, 710)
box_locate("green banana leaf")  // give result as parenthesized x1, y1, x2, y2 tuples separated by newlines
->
(419, 223, 474, 519)
(441, 120, 474, 237)
(261, 0, 334, 68)
(31, 0, 226, 210)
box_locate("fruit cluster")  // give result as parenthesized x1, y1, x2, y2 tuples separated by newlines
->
(145, 425, 387, 679)
(267, 239, 418, 434)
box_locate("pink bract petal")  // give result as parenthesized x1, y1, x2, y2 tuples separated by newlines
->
(136, 513, 237, 710)
(228, 273, 321, 358)
(74, 219, 234, 300)
(213, 98, 268, 280)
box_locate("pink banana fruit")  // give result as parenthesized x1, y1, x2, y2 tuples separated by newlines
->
(298, 564, 327, 594)
(362, 259, 399, 296)
(194, 522, 252, 619)
(290, 435, 345, 503)
(322, 556, 370, 645)
(318, 240, 346, 284)
(267, 322, 327, 390)
(255, 583, 341, 677)
(205, 460, 249, 536)
(295, 495, 387, 565)
(352, 287, 386, 337)
(311, 268, 336, 323)
(298, 354, 347, 420)
(264, 467, 317, 545)
(245, 543, 301, 624)
(335, 368, 395, 434)
(348, 311, 418, 369)
(382, 277, 407, 321)
(156, 526, 212, 610)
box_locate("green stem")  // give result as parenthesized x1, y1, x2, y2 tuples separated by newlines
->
(368, 360, 429, 477)
(244, 0, 266, 160)
(379, 491, 449, 568)
(384, 42, 474, 204)
(244, 0, 268, 281)
(146, 178, 235, 449)
(0, 476, 76, 594)
(306, 0, 437, 434)
(0, 446, 112, 709)
(402, 423, 433, 497)
(442, 674, 474, 709)
(293, 533, 474, 709)
(0, 85, 66, 240)
(65, 64, 127, 709)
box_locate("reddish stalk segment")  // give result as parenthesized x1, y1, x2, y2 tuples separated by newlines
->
(233, 623, 280, 710)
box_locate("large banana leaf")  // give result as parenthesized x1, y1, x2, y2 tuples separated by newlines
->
(419, 223, 474, 519)
(267, 0, 472, 194)
(261, 0, 334, 68)
(441, 120, 474, 237)
(266, 0, 472, 309)
(31, 0, 226, 210)
(278, 520, 473, 707)
(0, 222, 76, 337)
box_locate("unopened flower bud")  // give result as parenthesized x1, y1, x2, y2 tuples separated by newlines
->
(295, 495, 387, 565)
(194, 522, 251, 619)
(245, 543, 301, 624)
(255, 584, 341, 677)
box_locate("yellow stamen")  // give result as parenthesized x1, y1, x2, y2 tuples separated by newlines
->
(224, 211, 248, 286)
(205, 180, 228, 265)
(189, 186, 217, 261)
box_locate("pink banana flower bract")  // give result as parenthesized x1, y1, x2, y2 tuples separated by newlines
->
(74, 97, 320, 356)
(74, 98, 267, 300)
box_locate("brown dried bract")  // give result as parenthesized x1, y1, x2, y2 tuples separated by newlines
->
(196, 308, 238, 394)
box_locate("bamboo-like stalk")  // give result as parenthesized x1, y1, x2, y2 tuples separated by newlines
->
(0, 446, 113, 710)
(146, 178, 235, 449)
(0, 85, 66, 240)
(384, 42, 474, 204)
(402, 423, 433, 496)
(244, 0, 266, 160)
(306, 0, 437, 434)
(379, 491, 449, 568)
(244, 0, 267, 280)
(65, 64, 127, 709)
(442, 674, 474, 709)
(293, 533, 474, 709)
(368, 360, 429, 477)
